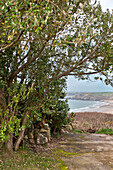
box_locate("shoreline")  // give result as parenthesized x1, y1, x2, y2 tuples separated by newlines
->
(69, 100, 113, 114)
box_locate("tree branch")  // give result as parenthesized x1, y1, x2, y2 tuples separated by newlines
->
(17, 47, 31, 66)
(0, 30, 24, 54)
(50, 41, 100, 83)
(9, 45, 45, 80)
(68, 71, 99, 76)
(14, 111, 30, 151)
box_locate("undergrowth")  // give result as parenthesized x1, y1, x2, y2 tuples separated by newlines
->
(0, 146, 59, 170)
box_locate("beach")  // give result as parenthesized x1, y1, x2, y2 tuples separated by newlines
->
(69, 100, 113, 114)
(80, 100, 113, 114)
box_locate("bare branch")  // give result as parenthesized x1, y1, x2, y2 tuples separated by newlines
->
(68, 71, 99, 76)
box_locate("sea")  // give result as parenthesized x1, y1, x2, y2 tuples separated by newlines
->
(67, 99, 107, 112)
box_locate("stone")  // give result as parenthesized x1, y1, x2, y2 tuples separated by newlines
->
(60, 128, 69, 134)
(26, 130, 35, 144)
(36, 133, 48, 145)
(29, 138, 35, 144)
(27, 131, 35, 144)
(43, 123, 49, 130)
(35, 123, 51, 145)
(63, 125, 73, 130)
(28, 131, 34, 139)
(26, 123, 51, 145)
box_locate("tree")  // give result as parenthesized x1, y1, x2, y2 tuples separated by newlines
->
(0, 0, 113, 151)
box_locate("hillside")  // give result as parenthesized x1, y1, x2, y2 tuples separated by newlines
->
(67, 92, 113, 101)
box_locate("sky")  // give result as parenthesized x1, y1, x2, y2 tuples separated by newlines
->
(98, 0, 113, 12)
(67, 0, 113, 93)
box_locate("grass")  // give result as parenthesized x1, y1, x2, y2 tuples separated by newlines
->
(53, 155, 68, 170)
(72, 129, 83, 133)
(93, 92, 113, 95)
(0, 146, 60, 170)
(52, 149, 82, 170)
(96, 128, 113, 135)
(54, 149, 80, 157)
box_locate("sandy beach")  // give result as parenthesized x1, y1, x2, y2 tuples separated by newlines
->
(82, 100, 113, 114)
(69, 100, 113, 114)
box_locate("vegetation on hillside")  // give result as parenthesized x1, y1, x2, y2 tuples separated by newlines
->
(68, 92, 113, 101)
(74, 112, 113, 133)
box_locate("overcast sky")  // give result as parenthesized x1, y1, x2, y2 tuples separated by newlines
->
(98, 0, 113, 12)
(67, 0, 113, 92)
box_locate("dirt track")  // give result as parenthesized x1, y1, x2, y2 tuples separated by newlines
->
(53, 133, 113, 170)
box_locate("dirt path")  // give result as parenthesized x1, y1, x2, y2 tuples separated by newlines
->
(52, 133, 113, 170)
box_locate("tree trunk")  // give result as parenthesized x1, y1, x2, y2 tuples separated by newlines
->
(0, 88, 7, 112)
(0, 89, 13, 151)
(14, 112, 30, 151)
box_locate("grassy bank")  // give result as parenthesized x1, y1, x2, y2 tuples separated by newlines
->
(0, 146, 60, 170)
(73, 112, 113, 133)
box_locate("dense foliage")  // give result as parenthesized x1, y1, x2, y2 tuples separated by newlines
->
(0, 0, 113, 151)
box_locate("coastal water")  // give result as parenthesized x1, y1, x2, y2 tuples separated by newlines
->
(68, 99, 107, 112)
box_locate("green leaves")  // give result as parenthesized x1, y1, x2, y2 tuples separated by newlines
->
(35, 27, 42, 34)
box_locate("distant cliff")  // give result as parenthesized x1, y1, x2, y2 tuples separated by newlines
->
(67, 92, 113, 101)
